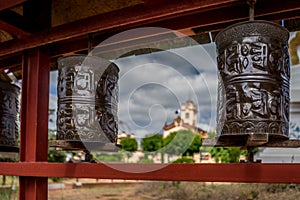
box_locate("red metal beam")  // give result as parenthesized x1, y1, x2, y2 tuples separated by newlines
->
(147, 0, 300, 33)
(19, 48, 50, 200)
(0, 0, 26, 11)
(0, 163, 300, 183)
(50, 2, 300, 59)
(0, 0, 245, 58)
(0, 54, 22, 71)
(0, 20, 30, 38)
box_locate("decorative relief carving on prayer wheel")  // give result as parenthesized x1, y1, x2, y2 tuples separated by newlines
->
(0, 82, 19, 150)
(57, 55, 119, 145)
(215, 21, 290, 144)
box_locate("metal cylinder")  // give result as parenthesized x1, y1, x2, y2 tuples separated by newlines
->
(0, 81, 20, 151)
(57, 55, 119, 144)
(215, 20, 290, 145)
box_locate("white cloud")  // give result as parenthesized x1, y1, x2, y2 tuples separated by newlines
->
(116, 44, 218, 137)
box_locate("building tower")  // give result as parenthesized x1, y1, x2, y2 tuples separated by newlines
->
(180, 100, 197, 126)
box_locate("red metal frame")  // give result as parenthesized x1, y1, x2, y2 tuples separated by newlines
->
(0, 21, 29, 38)
(0, 162, 300, 184)
(0, 1, 300, 199)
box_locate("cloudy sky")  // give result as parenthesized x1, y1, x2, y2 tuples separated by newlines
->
(115, 44, 218, 138)
(48, 42, 219, 138)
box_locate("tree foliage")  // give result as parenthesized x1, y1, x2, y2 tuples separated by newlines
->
(48, 131, 66, 163)
(173, 157, 195, 164)
(210, 147, 259, 163)
(94, 152, 123, 162)
(162, 130, 201, 156)
(48, 131, 67, 182)
(210, 147, 241, 163)
(138, 157, 154, 163)
(120, 137, 138, 152)
(184, 133, 201, 156)
(48, 148, 67, 163)
(141, 134, 162, 153)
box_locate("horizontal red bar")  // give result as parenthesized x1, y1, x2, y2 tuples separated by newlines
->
(0, 162, 299, 183)
(0, 20, 30, 38)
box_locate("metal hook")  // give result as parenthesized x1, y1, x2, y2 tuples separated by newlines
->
(247, 0, 257, 21)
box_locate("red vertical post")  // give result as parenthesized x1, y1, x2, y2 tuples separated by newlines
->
(19, 48, 50, 200)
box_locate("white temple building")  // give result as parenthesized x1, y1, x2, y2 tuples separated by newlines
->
(163, 100, 207, 138)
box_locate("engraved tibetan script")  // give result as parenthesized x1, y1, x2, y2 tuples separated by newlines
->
(215, 21, 290, 140)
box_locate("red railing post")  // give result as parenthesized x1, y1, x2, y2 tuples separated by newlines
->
(19, 48, 50, 200)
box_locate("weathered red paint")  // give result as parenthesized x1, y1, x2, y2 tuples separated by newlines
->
(0, 163, 300, 183)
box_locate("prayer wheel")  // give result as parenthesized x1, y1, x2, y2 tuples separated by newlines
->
(0, 81, 19, 152)
(215, 20, 290, 145)
(56, 55, 119, 148)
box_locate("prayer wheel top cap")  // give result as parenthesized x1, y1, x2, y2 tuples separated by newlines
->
(215, 20, 289, 50)
(58, 54, 119, 72)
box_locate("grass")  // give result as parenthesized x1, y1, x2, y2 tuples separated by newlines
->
(135, 182, 300, 200)
(0, 187, 17, 200)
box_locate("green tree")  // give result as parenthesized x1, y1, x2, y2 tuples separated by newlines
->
(138, 157, 154, 163)
(48, 131, 67, 163)
(210, 147, 259, 163)
(94, 152, 123, 162)
(210, 147, 241, 163)
(184, 134, 202, 156)
(120, 137, 138, 163)
(173, 157, 195, 164)
(228, 147, 241, 163)
(48, 148, 67, 163)
(163, 130, 200, 157)
(120, 137, 138, 152)
(48, 131, 67, 182)
(141, 133, 163, 162)
(141, 134, 162, 152)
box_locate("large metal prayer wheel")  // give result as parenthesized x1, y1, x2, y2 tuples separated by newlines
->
(0, 81, 20, 152)
(215, 20, 290, 146)
(56, 55, 119, 148)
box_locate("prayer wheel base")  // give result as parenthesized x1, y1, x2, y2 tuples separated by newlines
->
(202, 137, 297, 147)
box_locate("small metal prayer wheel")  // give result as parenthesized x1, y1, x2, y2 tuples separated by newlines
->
(215, 20, 290, 146)
(0, 81, 20, 152)
(56, 55, 119, 150)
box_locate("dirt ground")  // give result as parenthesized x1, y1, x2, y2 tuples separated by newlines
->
(48, 181, 300, 200)
(48, 182, 144, 200)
